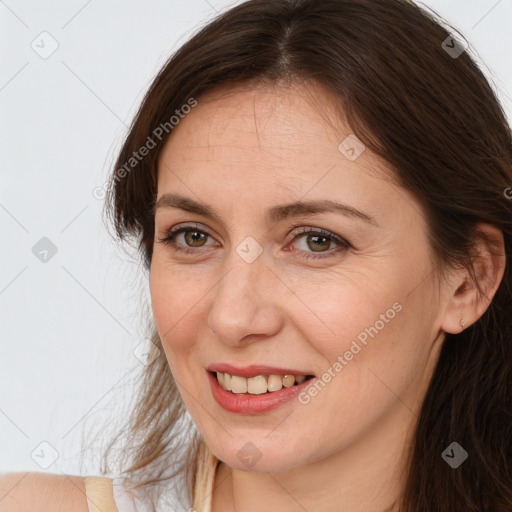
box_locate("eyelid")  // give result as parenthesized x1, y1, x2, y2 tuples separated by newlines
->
(155, 222, 351, 260)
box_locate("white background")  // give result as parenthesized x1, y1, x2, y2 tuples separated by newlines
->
(1, 0, 511, 477)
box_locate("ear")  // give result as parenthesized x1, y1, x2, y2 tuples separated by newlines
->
(440, 223, 506, 334)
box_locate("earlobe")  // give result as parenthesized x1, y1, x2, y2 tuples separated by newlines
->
(440, 223, 506, 335)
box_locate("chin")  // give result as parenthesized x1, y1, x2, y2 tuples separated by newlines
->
(208, 437, 311, 473)
(225, 453, 301, 473)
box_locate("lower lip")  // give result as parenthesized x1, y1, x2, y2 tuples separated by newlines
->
(207, 371, 316, 414)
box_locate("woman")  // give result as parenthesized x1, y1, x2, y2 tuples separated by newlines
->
(90, 0, 512, 510)
(3, 0, 510, 511)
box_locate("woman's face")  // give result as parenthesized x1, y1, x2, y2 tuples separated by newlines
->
(150, 82, 449, 472)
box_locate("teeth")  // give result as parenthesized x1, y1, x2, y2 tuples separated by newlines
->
(223, 372, 231, 391)
(267, 374, 283, 392)
(230, 375, 247, 393)
(215, 372, 310, 394)
(282, 374, 295, 388)
(247, 375, 268, 395)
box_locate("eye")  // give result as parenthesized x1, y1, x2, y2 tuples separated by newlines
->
(288, 226, 350, 260)
(155, 223, 217, 255)
(155, 223, 351, 260)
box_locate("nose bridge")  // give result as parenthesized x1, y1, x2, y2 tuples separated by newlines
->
(207, 244, 280, 344)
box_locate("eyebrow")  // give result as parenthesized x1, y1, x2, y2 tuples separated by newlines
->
(153, 193, 381, 227)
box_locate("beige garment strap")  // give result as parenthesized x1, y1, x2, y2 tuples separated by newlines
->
(192, 440, 220, 512)
(84, 476, 119, 512)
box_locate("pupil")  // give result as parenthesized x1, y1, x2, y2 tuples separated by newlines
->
(310, 235, 328, 251)
(187, 231, 204, 246)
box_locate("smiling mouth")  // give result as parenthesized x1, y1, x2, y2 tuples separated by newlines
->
(209, 371, 315, 395)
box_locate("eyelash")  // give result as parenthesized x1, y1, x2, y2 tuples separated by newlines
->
(155, 223, 350, 260)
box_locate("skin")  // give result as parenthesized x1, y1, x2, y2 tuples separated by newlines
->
(149, 80, 505, 512)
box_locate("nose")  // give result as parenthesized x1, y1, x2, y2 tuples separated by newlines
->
(207, 253, 283, 347)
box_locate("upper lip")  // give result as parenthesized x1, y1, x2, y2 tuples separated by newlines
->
(206, 363, 315, 378)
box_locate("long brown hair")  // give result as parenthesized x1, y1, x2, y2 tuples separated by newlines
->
(93, 1, 512, 509)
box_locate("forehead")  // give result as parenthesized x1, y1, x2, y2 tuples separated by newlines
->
(161, 82, 365, 163)
(156, 82, 400, 220)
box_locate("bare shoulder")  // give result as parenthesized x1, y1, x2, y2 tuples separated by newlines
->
(0, 471, 89, 512)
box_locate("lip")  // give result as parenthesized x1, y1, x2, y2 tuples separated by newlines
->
(207, 370, 316, 415)
(206, 363, 315, 378)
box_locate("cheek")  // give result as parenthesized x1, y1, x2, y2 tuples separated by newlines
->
(149, 264, 186, 345)
(293, 271, 401, 355)
(300, 274, 435, 414)
(149, 262, 212, 354)
(297, 271, 426, 390)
